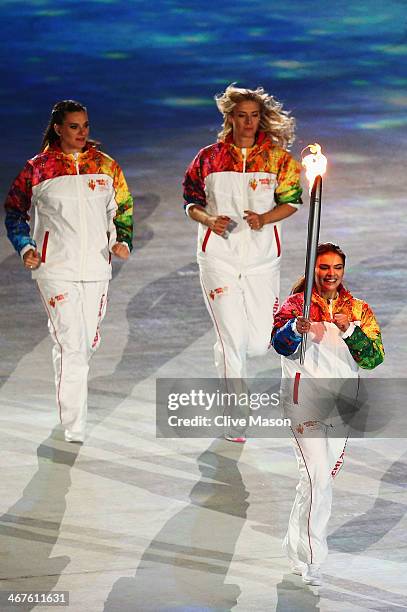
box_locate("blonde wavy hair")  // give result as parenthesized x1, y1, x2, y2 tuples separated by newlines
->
(215, 84, 296, 149)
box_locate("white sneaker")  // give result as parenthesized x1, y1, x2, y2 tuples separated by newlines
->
(302, 563, 323, 586)
(65, 430, 85, 443)
(224, 434, 246, 443)
(291, 560, 307, 576)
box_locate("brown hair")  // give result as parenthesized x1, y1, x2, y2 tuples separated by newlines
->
(41, 99, 88, 151)
(291, 243, 346, 294)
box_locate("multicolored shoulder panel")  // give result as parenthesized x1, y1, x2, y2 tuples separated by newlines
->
(183, 133, 302, 209)
(271, 288, 384, 369)
(4, 144, 133, 253)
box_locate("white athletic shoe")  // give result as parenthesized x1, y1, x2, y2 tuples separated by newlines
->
(302, 563, 323, 586)
(64, 430, 85, 443)
(224, 434, 246, 443)
(291, 560, 307, 576)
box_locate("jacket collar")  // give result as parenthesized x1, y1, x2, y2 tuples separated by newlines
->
(225, 130, 269, 148)
(311, 284, 352, 314)
(224, 131, 272, 165)
(45, 141, 96, 158)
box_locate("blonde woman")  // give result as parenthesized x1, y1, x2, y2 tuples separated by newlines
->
(183, 85, 303, 441)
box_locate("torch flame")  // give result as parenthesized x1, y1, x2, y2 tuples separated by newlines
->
(301, 143, 327, 193)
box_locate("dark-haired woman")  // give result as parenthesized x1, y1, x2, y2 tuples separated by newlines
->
(4, 100, 133, 442)
(271, 243, 384, 585)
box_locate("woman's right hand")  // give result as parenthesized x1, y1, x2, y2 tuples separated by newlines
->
(207, 215, 231, 236)
(23, 249, 41, 270)
(295, 316, 311, 335)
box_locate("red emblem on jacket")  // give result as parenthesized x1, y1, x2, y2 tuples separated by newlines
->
(209, 287, 228, 300)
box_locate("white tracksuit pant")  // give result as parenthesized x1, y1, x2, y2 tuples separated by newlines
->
(200, 262, 280, 380)
(199, 262, 279, 438)
(283, 426, 347, 566)
(37, 279, 109, 436)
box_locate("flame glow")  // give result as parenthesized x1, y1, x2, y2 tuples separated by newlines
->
(301, 143, 327, 192)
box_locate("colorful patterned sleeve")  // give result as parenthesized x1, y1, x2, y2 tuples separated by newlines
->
(272, 320, 302, 356)
(343, 303, 384, 369)
(271, 294, 303, 355)
(274, 153, 303, 207)
(4, 161, 37, 255)
(183, 152, 207, 209)
(112, 164, 134, 251)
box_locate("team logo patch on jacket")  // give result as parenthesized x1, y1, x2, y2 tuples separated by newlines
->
(249, 178, 258, 191)
(259, 177, 272, 189)
(89, 178, 109, 192)
(96, 178, 109, 190)
(209, 287, 229, 300)
(48, 292, 68, 308)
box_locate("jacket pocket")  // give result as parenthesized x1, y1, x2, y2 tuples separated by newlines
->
(202, 228, 212, 253)
(274, 225, 281, 258)
(41, 231, 49, 263)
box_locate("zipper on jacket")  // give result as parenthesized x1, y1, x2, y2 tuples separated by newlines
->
(74, 152, 87, 278)
(241, 147, 250, 275)
(328, 297, 339, 370)
(242, 147, 247, 174)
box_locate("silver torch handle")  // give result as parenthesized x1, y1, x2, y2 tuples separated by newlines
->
(299, 175, 322, 366)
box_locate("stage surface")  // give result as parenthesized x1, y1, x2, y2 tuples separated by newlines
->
(0, 1, 406, 610)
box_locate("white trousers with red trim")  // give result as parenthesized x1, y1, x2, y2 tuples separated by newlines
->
(37, 280, 109, 437)
(200, 263, 280, 380)
(284, 429, 347, 566)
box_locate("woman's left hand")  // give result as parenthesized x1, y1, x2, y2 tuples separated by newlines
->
(333, 313, 350, 332)
(112, 243, 130, 260)
(244, 210, 264, 231)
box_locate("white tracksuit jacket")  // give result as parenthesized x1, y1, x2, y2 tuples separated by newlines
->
(183, 132, 303, 385)
(4, 142, 134, 439)
(5, 141, 133, 279)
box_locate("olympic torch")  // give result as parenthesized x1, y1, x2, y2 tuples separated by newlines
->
(299, 143, 328, 365)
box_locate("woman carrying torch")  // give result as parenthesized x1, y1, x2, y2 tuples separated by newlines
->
(271, 242, 384, 586)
